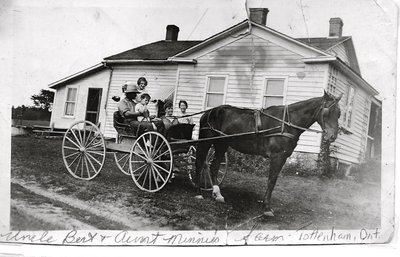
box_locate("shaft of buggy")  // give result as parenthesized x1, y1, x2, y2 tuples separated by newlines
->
(168, 125, 287, 146)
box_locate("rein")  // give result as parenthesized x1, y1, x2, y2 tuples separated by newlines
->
(171, 98, 338, 140)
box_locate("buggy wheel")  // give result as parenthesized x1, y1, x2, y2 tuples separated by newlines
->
(129, 131, 172, 192)
(187, 145, 228, 188)
(114, 152, 130, 175)
(62, 120, 106, 180)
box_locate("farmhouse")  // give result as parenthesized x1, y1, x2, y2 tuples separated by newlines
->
(49, 8, 381, 167)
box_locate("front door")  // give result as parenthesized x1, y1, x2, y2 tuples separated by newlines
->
(85, 88, 102, 125)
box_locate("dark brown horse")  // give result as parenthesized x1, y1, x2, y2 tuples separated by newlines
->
(194, 91, 342, 216)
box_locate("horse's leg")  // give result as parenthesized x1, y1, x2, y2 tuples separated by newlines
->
(194, 141, 212, 199)
(263, 152, 287, 217)
(210, 142, 228, 203)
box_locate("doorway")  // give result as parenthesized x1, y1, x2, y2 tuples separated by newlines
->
(85, 88, 102, 125)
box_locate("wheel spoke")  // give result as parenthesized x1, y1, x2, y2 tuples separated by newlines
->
(68, 153, 82, 168)
(84, 125, 93, 146)
(117, 154, 129, 162)
(81, 153, 84, 178)
(141, 137, 151, 157)
(120, 155, 129, 169)
(135, 143, 149, 159)
(63, 145, 80, 151)
(86, 150, 105, 156)
(131, 149, 147, 162)
(74, 155, 82, 174)
(85, 153, 98, 174)
(65, 135, 81, 149)
(150, 165, 161, 189)
(153, 160, 172, 163)
(86, 151, 103, 166)
(85, 132, 101, 149)
(153, 149, 170, 161)
(70, 129, 82, 147)
(131, 163, 147, 174)
(83, 154, 91, 178)
(151, 135, 159, 156)
(75, 128, 84, 146)
(148, 165, 152, 191)
(152, 141, 166, 159)
(153, 162, 171, 175)
(86, 141, 104, 150)
(152, 165, 166, 184)
(83, 123, 86, 147)
(140, 166, 149, 187)
(65, 151, 80, 159)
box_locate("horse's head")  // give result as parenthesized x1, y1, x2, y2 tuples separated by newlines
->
(317, 91, 342, 142)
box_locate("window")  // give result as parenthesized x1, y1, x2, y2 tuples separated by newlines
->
(64, 87, 78, 116)
(328, 66, 338, 95)
(263, 79, 285, 108)
(343, 83, 355, 128)
(205, 76, 226, 108)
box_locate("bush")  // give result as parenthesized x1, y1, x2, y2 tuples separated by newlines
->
(227, 148, 269, 176)
(227, 149, 321, 177)
(281, 153, 321, 177)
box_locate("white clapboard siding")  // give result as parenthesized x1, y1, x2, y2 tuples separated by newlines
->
(103, 65, 178, 138)
(329, 44, 350, 66)
(175, 34, 326, 153)
(330, 66, 370, 163)
(51, 69, 110, 131)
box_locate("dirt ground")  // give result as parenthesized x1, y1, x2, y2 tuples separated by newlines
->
(10, 136, 381, 231)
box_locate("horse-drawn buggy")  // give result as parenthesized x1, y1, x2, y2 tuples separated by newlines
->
(61, 111, 228, 193)
(62, 91, 342, 216)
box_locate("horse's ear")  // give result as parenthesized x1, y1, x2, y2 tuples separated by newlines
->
(336, 93, 343, 101)
(323, 90, 331, 100)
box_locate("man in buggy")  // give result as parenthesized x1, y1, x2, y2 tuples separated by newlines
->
(117, 82, 165, 136)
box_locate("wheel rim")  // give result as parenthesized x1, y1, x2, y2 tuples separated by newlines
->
(114, 152, 130, 175)
(62, 120, 105, 180)
(187, 146, 228, 188)
(129, 131, 172, 192)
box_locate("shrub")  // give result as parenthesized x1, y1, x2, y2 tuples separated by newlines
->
(227, 148, 269, 176)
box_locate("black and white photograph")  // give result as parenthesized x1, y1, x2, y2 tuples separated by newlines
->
(0, 0, 397, 251)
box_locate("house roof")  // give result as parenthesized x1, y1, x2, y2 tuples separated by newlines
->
(296, 36, 361, 74)
(104, 40, 203, 61)
(49, 63, 106, 89)
(296, 36, 351, 51)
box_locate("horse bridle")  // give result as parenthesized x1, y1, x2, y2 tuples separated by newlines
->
(314, 98, 339, 133)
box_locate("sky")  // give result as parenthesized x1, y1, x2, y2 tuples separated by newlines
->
(1, 0, 398, 107)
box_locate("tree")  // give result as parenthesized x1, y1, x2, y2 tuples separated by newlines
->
(31, 89, 54, 111)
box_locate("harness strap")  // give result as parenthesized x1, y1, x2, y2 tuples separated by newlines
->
(254, 110, 262, 134)
(258, 109, 324, 134)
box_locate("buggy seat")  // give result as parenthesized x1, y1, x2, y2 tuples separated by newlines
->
(166, 123, 195, 141)
(113, 111, 137, 137)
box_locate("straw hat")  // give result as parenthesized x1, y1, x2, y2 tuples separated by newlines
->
(124, 82, 139, 93)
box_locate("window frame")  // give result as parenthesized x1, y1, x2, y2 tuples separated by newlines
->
(342, 82, 356, 130)
(261, 76, 288, 108)
(327, 66, 338, 95)
(63, 86, 79, 118)
(203, 75, 228, 109)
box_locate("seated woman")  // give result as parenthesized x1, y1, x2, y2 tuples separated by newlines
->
(177, 100, 194, 124)
(160, 101, 178, 131)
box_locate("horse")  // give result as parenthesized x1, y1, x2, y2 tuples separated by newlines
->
(194, 91, 342, 216)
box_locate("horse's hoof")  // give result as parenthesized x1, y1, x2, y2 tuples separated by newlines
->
(194, 195, 204, 200)
(263, 210, 274, 217)
(215, 196, 225, 203)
